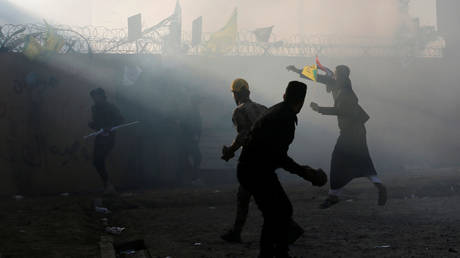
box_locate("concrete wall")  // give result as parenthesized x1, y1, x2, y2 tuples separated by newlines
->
(1, 53, 459, 195)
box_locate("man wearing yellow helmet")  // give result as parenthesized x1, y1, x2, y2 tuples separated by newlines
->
(221, 78, 268, 243)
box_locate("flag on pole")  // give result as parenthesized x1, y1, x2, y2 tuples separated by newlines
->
(205, 8, 237, 54)
(253, 26, 273, 43)
(169, 0, 182, 46)
(192, 16, 203, 46)
(128, 14, 142, 41)
(45, 25, 65, 52)
(315, 56, 333, 77)
(23, 35, 43, 60)
(301, 64, 317, 81)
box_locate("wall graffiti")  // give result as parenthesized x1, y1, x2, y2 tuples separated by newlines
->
(49, 140, 91, 166)
(13, 72, 59, 95)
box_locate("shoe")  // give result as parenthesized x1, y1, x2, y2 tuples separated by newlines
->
(375, 183, 387, 206)
(319, 195, 339, 209)
(220, 229, 242, 243)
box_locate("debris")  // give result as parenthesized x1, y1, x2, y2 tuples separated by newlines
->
(214, 190, 221, 193)
(119, 249, 136, 255)
(13, 195, 24, 200)
(60, 192, 70, 197)
(208, 206, 216, 210)
(105, 226, 125, 235)
(346, 199, 354, 202)
(114, 239, 148, 256)
(375, 245, 391, 248)
(95, 207, 111, 214)
(193, 242, 202, 246)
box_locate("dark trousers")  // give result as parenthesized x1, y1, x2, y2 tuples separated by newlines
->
(93, 135, 115, 185)
(232, 185, 252, 233)
(237, 162, 292, 258)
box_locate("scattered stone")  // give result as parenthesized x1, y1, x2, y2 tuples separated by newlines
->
(105, 226, 125, 235)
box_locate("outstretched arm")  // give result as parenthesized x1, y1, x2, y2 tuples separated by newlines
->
(287, 65, 336, 89)
(286, 65, 314, 81)
(311, 94, 361, 117)
(270, 117, 328, 187)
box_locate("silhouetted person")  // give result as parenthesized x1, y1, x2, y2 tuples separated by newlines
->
(220, 78, 268, 243)
(88, 88, 124, 195)
(287, 64, 387, 209)
(238, 81, 327, 258)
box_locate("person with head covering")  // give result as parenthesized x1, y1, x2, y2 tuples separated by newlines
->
(287, 64, 387, 209)
(88, 87, 124, 195)
(220, 78, 268, 243)
(238, 81, 327, 258)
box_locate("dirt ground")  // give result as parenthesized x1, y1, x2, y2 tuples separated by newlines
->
(0, 168, 459, 258)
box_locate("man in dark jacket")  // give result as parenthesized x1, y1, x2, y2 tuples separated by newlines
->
(88, 88, 124, 195)
(287, 64, 387, 209)
(238, 81, 327, 258)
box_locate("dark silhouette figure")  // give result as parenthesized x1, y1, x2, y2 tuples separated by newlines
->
(238, 81, 327, 258)
(287, 64, 387, 209)
(88, 88, 124, 195)
(176, 95, 203, 185)
(220, 78, 268, 243)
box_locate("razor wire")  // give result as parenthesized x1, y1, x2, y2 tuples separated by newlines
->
(0, 23, 445, 58)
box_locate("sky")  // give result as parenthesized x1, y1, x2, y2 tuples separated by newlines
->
(6, 0, 437, 38)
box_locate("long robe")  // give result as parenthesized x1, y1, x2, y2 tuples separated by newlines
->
(316, 75, 377, 189)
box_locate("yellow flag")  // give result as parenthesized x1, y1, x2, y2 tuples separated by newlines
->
(45, 26, 65, 52)
(23, 36, 43, 60)
(205, 8, 237, 54)
(301, 64, 318, 81)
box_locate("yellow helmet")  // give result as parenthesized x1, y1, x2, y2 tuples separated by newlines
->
(231, 78, 249, 92)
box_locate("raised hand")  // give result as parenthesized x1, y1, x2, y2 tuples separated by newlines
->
(310, 102, 320, 112)
(286, 65, 301, 74)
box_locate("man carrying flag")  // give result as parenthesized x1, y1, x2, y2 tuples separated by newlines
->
(287, 60, 387, 209)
